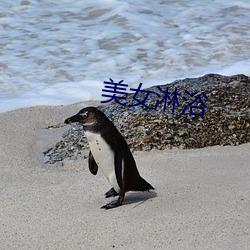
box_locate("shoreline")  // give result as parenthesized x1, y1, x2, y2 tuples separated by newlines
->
(0, 102, 249, 249)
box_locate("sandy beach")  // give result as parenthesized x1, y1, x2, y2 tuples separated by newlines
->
(0, 102, 249, 249)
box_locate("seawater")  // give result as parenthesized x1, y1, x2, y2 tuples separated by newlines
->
(0, 0, 249, 112)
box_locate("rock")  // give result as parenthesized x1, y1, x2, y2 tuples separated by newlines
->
(43, 74, 250, 164)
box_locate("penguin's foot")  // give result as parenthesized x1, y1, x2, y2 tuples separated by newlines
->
(105, 187, 118, 198)
(101, 196, 124, 209)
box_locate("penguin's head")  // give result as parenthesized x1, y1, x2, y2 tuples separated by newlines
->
(65, 107, 109, 129)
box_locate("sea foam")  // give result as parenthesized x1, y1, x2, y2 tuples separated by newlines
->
(0, 0, 249, 112)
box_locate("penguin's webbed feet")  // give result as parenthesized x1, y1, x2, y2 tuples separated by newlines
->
(105, 187, 118, 198)
(101, 196, 124, 209)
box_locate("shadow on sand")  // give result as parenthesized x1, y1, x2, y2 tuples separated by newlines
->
(122, 190, 157, 208)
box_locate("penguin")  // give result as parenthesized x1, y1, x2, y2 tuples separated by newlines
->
(65, 107, 154, 209)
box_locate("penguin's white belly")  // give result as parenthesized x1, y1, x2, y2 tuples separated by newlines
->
(85, 131, 120, 193)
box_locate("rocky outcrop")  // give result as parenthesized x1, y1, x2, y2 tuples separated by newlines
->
(44, 74, 250, 164)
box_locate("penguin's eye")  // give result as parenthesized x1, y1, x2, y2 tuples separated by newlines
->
(79, 112, 88, 119)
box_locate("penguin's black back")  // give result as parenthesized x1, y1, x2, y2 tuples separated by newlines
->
(98, 114, 154, 192)
(73, 107, 154, 192)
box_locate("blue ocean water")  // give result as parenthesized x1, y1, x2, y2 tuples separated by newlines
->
(0, 0, 249, 112)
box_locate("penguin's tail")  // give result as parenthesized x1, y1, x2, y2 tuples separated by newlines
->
(132, 176, 154, 192)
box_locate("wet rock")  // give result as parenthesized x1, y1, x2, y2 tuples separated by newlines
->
(43, 74, 250, 164)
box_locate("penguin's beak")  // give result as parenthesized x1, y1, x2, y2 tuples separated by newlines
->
(64, 114, 81, 124)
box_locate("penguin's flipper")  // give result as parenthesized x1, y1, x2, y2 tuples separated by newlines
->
(114, 146, 124, 190)
(105, 187, 118, 198)
(88, 151, 98, 175)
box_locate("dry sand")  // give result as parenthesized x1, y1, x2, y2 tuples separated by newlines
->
(0, 102, 249, 250)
